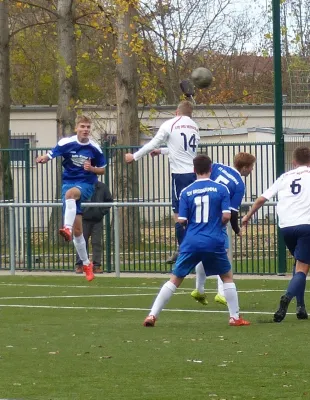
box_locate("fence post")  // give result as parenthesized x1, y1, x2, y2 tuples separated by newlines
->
(9, 205, 16, 275)
(24, 143, 32, 271)
(103, 141, 112, 273)
(113, 204, 120, 277)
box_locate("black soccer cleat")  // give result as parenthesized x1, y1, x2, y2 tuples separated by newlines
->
(165, 251, 179, 265)
(296, 305, 308, 320)
(273, 294, 291, 323)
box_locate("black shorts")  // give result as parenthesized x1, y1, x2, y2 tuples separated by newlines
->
(171, 172, 196, 213)
(281, 224, 310, 265)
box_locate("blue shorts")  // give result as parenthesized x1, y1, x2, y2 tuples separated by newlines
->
(62, 183, 94, 215)
(172, 251, 231, 278)
(281, 224, 310, 265)
(172, 173, 196, 213)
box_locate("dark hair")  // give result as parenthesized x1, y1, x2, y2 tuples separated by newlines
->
(177, 100, 194, 117)
(233, 152, 256, 170)
(193, 154, 212, 174)
(293, 146, 310, 165)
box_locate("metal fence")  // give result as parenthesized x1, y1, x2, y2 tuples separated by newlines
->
(0, 142, 297, 274)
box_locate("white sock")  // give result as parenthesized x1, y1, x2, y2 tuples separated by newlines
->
(195, 262, 206, 294)
(223, 282, 239, 319)
(73, 234, 90, 266)
(64, 199, 76, 230)
(150, 281, 177, 318)
(217, 276, 225, 296)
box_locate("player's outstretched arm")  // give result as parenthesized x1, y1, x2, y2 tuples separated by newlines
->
(242, 196, 267, 226)
(36, 154, 50, 164)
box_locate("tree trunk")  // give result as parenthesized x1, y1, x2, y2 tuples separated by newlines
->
(49, 0, 79, 241)
(57, 0, 78, 138)
(0, 0, 13, 250)
(114, 0, 140, 253)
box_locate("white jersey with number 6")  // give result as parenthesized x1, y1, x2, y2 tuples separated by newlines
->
(133, 116, 200, 174)
(261, 166, 310, 228)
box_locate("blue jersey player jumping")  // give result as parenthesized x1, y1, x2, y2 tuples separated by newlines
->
(191, 153, 256, 307)
(143, 154, 250, 327)
(36, 115, 106, 281)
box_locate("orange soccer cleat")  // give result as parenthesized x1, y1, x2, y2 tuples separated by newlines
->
(143, 315, 156, 327)
(229, 316, 250, 326)
(83, 263, 95, 282)
(59, 227, 72, 242)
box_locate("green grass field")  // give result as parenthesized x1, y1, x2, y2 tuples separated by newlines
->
(0, 275, 309, 400)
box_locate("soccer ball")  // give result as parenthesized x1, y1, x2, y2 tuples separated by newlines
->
(191, 67, 213, 89)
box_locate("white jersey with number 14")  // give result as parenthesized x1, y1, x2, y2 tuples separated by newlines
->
(262, 166, 310, 228)
(133, 115, 200, 174)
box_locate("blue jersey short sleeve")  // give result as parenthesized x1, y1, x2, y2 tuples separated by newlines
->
(179, 179, 228, 253)
(48, 136, 106, 185)
(211, 163, 245, 211)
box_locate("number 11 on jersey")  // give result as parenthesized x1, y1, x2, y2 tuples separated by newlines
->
(194, 195, 209, 223)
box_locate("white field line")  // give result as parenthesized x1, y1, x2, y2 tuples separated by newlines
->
(0, 283, 291, 293)
(0, 303, 289, 315)
(0, 293, 161, 300)
(0, 289, 294, 300)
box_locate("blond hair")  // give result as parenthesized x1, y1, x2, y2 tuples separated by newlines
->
(75, 115, 92, 126)
(177, 100, 194, 117)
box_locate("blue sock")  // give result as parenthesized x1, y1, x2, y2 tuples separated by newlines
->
(286, 271, 306, 301)
(175, 222, 185, 245)
(293, 263, 305, 307)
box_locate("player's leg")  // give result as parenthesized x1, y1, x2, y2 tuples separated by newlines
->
(166, 173, 196, 264)
(75, 219, 90, 273)
(59, 185, 81, 241)
(292, 261, 308, 319)
(220, 270, 250, 326)
(202, 251, 249, 326)
(274, 226, 310, 322)
(166, 213, 184, 264)
(144, 252, 197, 326)
(215, 228, 229, 306)
(91, 220, 103, 273)
(191, 261, 208, 305)
(73, 215, 94, 281)
(274, 260, 309, 322)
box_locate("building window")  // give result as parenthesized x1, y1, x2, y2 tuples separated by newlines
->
(9, 136, 35, 166)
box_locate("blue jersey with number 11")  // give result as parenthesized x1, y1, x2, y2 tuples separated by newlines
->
(211, 163, 245, 211)
(178, 179, 231, 252)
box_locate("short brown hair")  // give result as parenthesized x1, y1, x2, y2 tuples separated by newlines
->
(75, 115, 92, 125)
(293, 146, 310, 165)
(177, 100, 194, 117)
(193, 154, 212, 175)
(233, 152, 256, 170)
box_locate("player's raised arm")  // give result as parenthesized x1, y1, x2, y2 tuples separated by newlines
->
(124, 125, 169, 164)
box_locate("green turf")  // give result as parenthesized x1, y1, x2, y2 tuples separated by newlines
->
(0, 276, 309, 400)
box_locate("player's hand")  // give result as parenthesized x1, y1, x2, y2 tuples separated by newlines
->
(150, 149, 161, 158)
(236, 229, 242, 237)
(36, 155, 48, 164)
(125, 153, 134, 163)
(241, 215, 250, 227)
(84, 160, 92, 171)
